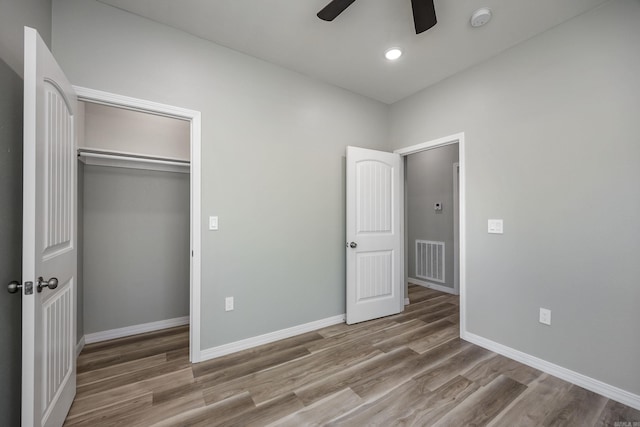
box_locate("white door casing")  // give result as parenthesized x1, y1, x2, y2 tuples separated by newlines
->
(453, 162, 460, 295)
(346, 146, 403, 324)
(23, 26, 77, 427)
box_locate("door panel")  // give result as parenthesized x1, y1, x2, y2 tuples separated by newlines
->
(356, 160, 393, 233)
(23, 26, 77, 427)
(346, 146, 403, 324)
(42, 278, 73, 422)
(356, 250, 393, 300)
(43, 82, 74, 258)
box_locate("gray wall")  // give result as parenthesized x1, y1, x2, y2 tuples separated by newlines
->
(52, 0, 389, 348)
(0, 0, 52, 76)
(0, 1, 52, 425)
(82, 102, 191, 160)
(407, 144, 458, 289)
(390, 0, 640, 396)
(82, 165, 190, 334)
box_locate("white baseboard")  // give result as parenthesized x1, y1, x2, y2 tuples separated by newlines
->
(200, 314, 345, 362)
(76, 336, 85, 358)
(409, 277, 459, 295)
(404, 298, 410, 306)
(84, 316, 189, 344)
(461, 330, 640, 411)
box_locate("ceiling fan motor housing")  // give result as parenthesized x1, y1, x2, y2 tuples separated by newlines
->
(318, 0, 437, 34)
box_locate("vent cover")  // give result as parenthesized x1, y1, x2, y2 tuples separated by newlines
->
(416, 240, 445, 283)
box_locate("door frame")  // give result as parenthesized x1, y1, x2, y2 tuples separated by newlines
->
(453, 162, 459, 295)
(73, 86, 203, 362)
(394, 132, 466, 334)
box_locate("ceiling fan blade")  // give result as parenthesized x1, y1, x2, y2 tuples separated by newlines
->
(411, 0, 437, 34)
(317, 0, 357, 21)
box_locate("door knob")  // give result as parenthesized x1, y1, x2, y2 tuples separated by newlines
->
(7, 281, 21, 294)
(7, 281, 32, 295)
(37, 277, 58, 293)
(349, 242, 358, 248)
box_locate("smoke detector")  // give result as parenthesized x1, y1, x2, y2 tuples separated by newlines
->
(470, 8, 492, 27)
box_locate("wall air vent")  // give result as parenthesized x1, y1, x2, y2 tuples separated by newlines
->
(416, 240, 445, 283)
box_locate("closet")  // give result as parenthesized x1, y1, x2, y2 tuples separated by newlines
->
(77, 101, 191, 343)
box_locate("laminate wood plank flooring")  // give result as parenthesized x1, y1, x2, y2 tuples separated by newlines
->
(65, 285, 640, 426)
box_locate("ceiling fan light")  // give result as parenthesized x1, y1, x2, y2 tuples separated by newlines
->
(385, 48, 403, 61)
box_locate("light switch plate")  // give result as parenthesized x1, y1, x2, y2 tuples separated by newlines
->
(488, 219, 503, 234)
(209, 216, 219, 231)
(225, 297, 234, 311)
(539, 308, 551, 325)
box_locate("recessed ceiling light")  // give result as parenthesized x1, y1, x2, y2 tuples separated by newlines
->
(470, 8, 492, 27)
(385, 48, 402, 61)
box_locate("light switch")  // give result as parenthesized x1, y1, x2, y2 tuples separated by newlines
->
(488, 219, 503, 234)
(539, 308, 551, 325)
(209, 216, 219, 231)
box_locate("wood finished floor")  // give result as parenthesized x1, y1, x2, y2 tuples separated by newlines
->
(65, 285, 640, 426)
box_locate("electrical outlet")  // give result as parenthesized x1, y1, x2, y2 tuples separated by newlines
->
(488, 219, 503, 234)
(225, 297, 234, 311)
(539, 308, 551, 325)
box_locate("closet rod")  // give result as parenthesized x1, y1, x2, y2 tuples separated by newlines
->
(78, 151, 190, 167)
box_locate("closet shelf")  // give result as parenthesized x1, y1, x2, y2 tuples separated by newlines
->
(78, 148, 190, 174)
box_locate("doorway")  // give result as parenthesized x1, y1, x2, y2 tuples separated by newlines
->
(73, 87, 202, 362)
(404, 143, 459, 295)
(395, 132, 466, 332)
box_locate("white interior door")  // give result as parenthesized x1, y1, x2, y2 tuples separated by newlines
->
(22, 26, 77, 427)
(346, 146, 403, 324)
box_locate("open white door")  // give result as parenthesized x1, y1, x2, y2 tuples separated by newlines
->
(22, 27, 77, 427)
(346, 146, 403, 324)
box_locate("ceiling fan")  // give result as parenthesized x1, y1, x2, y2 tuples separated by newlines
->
(317, 0, 437, 34)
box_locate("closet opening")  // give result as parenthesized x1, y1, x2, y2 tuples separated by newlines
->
(74, 87, 202, 362)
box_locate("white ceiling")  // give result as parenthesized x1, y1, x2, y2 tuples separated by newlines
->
(97, 0, 608, 104)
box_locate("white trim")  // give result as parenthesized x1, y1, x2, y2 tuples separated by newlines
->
(400, 157, 406, 310)
(75, 336, 85, 358)
(78, 151, 190, 174)
(394, 132, 465, 156)
(84, 316, 189, 344)
(73, 86, 202, 363)
(200, 315, 345, 362)
(402, 157, 409, 307)
(78, 147, 189, 164)
(395, 132, 466, 335)
(462, 331, 640, 411)
(190, 109, 202, 362)
(452, 162, 459, 294)
(409, 277, 458, 295)
(73, 87, 194, 121)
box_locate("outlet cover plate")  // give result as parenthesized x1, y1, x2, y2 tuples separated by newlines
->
(488, 219, 503, 234)
(225, 297, 234, 311)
